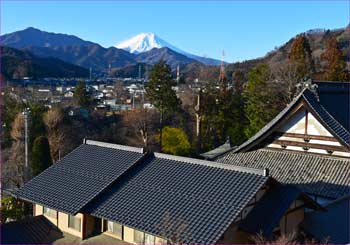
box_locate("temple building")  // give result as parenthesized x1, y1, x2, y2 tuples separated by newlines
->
(209, 80, 350, 243)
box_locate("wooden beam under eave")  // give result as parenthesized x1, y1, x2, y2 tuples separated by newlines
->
(274, 132, 338, 142)
(273, 139, 349, 152)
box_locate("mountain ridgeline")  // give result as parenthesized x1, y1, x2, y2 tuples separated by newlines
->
(1, 26, 349, 81)
(1, 27, 209, 74)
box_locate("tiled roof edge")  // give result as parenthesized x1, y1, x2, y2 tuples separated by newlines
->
(154, 152, 269, 176)
(302, 92, 350, 147)
(85, 139, 144, 153)
(324, 194, 350, 207)
(229, 90, 306, 154)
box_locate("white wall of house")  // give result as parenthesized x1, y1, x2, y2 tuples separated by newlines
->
(34, 204, 84, 238)
(267, 108, 349, 157)
(104, 221, 167, 245)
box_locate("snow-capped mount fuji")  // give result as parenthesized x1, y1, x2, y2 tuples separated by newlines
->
(116, 32, 180, 54)
(116, 32, 221, 65)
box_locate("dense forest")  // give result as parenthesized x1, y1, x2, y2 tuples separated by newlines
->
(0, 46, 89, 80)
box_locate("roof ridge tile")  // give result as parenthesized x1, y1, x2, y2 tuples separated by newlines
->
(154, 152, 269, 176)
(85, 139, 144, 153)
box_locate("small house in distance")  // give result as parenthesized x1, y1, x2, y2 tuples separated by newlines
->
(11, 140, 320, 244)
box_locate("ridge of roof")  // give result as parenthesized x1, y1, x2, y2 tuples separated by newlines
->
(85, 139, 144, 153)
(154, 152, 269, 176)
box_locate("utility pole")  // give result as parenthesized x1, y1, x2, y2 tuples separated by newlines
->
(219, 50, 226, 91)
(142, 81, 145, 106)
(138, 65, 142, 80)
(194, 89, 202, 152)
(176, 65, 180, 85)
(23, 108, 31, 182)
(145, 66, 149, 82)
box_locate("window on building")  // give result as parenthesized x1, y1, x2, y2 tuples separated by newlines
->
(68, 214, 81, 231)
(155, 237, 167, 245)
(107, 221, 123, 239)
(134, 230, 144, 244)
(145, 233, 155, 245)
(43, 206, 56, 218)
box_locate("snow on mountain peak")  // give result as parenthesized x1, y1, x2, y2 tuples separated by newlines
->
(115, 32, 222, 65)
(115, 32, 182, 54)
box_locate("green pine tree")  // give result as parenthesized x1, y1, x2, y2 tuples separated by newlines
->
(227, 71, 248, 145)
(244, 63, 280, 138)
(74, 80, 91, 107)
(146, 60, 181, 150)
(31, 136, 52, 176)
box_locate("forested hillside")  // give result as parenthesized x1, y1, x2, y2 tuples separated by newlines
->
(1, 46, 89, 79)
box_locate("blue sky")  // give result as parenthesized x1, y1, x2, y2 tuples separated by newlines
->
(1, 1, 349, 61)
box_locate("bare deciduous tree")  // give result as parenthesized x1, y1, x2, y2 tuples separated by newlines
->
(251, 230, 329, 245)
(43, 107, 65, 162)
(122, 108, 158, 148)
(10, 113, 24, 141)
(252, 231, 298, 245)
(272, 62, 303, 104)
(5, 113, 26, 187)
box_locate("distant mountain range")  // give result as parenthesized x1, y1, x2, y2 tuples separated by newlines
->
(1, 27, 219, 75)
(1, 46, 88, 80)
(1, 26, 349, 81)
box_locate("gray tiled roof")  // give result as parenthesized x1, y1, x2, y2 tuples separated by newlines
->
(239, 185, 315, 238)
(239, 185, 300, 237)
(15, 141, 145, 214)
(84, 153, 269, 244)
(301, 195, 350, 244)
(230, 84, 350, 154)
(315, 81, 350, 131)
(1, 215, 62, 244)
(200, 139, 236, 160)
(216, 149, 350, 199)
